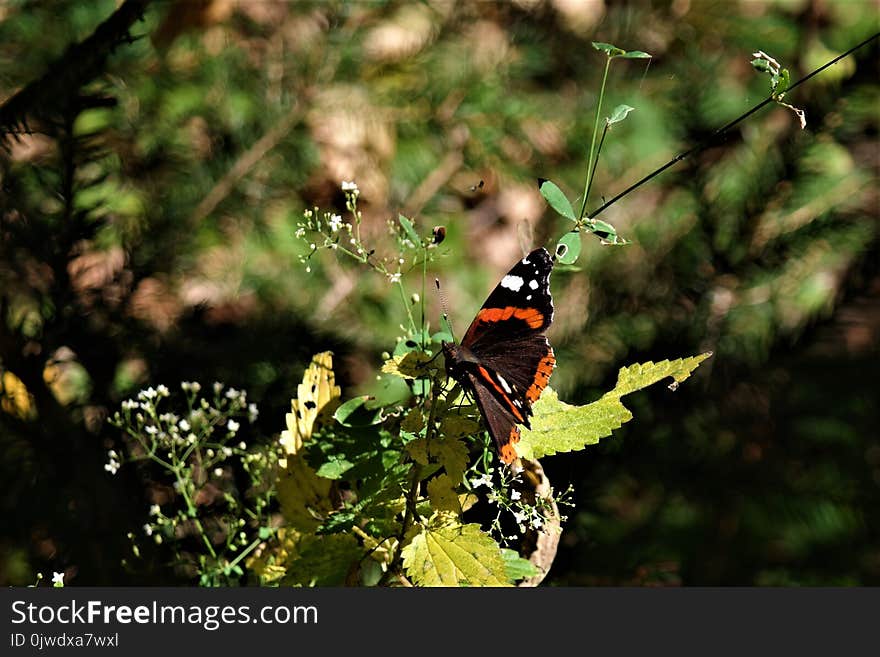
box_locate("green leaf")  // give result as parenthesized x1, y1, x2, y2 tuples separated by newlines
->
(588, 218, 630, 245)
(516, 389, 632, 460)
(315, 457, 354, 479)
(539, 179, 576, 221)
(556, 231, 582, 264)
(333, 395, 383, 426)
(501, 548, 539, 582)
(605, 352, 714, 398)
(283, 533, 362, 586)
(775, 68, 790, 96)
(751, 58, 772, 72)
(518, 353, 713, 460)
(622, 50, 652, 59)
(402, 517, 511, 586)
(607, 104, 635, 126)
(592, 42, 626, 58)
(398, 214, 421, 246)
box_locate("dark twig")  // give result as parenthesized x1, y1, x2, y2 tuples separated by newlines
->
(586, 31, 880, 220)
(0, 0, 151, 138)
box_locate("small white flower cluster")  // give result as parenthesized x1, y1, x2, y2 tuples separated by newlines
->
(108, 381, 258, 480)
(104, 449, 121, 475)
(470, 467, 567, 540)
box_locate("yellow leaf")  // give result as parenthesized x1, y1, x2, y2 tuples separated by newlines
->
(277, 454, 334, 531)
(427, 474, 461, 514)
(279, 352, 341, 455)
(381, 351, 432, 380)
(402, 515, 511, 587)
(0, 370, 37, 420)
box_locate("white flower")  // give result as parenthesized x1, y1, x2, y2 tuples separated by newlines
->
(138, 387, 157, 401)
(510, 490, 522, 501)
(227, 419, 240, 433)
(329, 214, 343, 232)
(238, 441, 247, 450)
(149, 504, 161, 516)
(178, 419, 190, 431)
(51, 572, 64, 586)
(213, 467, 224, 477)
(248, 403, 259, 423)
(122, 399, 138, 411)
(470, 473, 493, 489)
(341, 180, 359, 192)
(512, 510, 527, 525)
(213, 382, 223, 394)
(295, 227, 306, 238)
(144, 425, 158, 436)
(531, 517, 544, 530)
(222, 446, 233, 457)
(143, 523, 153, 537)
(156, 384, 170, 397)
(388, 272, 401, 284)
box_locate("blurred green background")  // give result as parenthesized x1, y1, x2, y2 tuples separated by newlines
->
(1, 0, 877, 586)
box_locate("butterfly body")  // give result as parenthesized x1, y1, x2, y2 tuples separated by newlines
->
(443, 247, 556, 465)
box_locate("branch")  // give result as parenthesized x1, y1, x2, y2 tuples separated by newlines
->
(0, 0, 152, 137)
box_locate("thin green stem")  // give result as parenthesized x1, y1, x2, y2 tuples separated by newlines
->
(227, 537, 263, 571)
(580, 56, 612, 219)
(581, 121, 610, 226)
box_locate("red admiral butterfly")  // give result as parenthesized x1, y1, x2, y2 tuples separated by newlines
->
(443, 247, 556, 465)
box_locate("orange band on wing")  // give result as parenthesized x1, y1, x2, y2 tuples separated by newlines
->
(477, 366, 525, 422)
(475, 306, 545, 329)
(499, 426, 521, 464)
(525, 349, 556, 403)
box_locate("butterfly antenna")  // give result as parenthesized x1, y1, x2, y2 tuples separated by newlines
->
(435, 277, 455, 344)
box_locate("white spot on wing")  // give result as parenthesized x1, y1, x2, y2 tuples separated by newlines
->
(521, 257, 531, 265)
(501, 275, 525, 292)
(497, 374, 513, 394)
(529, 279, 539, 290)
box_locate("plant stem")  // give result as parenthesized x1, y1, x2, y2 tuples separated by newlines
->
(580, 55, 612, 219)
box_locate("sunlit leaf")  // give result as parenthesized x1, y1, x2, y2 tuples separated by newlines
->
(539, 179, 576, 221)
(592, 42, 626, 57)
(607, 104, 635, 126)
(398, 214, 421, 246)
(427, 474, 462, 513)
(381, 350, 433, 380)
(402, 516, 511, 586)
(556, 231, 581, 264)
(279, 352, 341, 456)
(518, 353, 713, 460)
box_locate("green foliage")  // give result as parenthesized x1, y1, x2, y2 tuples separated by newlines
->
(519, 354, 712, 459)
(1, 1, 876, 588)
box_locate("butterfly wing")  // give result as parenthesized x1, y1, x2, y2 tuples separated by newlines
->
(456, 247, 556, 464)
(461, 247, 554, 351)
(467, 371, 522, 465)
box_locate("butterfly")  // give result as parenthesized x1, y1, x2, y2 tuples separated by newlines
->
(442, 247, 556, 465)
